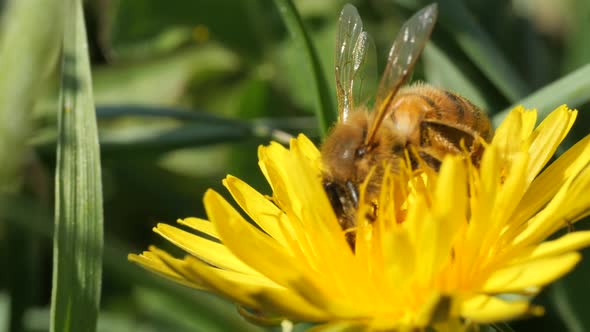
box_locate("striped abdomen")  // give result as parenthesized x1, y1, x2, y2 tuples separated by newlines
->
(388, 84, 493, 169)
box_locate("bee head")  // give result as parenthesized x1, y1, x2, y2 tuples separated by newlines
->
(320, 112, 369, 184)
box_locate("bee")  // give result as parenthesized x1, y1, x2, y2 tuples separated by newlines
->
(321, 4, 493, 243)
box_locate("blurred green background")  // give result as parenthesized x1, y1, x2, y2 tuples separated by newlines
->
(1, 0, 590, 331)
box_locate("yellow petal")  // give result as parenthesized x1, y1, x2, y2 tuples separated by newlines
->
(382, 226, 415, 290)
(181, 256, 280, 289)
(492, 106, 536, 155)
(154, 223, 259, 275)
(461, 294, 542, 323)
(186, 256, 327, 321)
(295, 133, 321, 169)
(127, 252, 191, 288)
(256, 136, 363, 298)
(264, 138, 360, 291)
(223, 175, 290, 245)
(290, 138, 356, 255)
(257, 141, 290, 193)
(526, 105, 577, 184)
(485, 152, 529, 248)
(259, 144, 299, 215)
(515, 231, 590, 262)
(182, 255, 275, 311)
(128, 247, 207, 290)
(483, 252, 580, 293)
(177, 217, 218, 238)
(515, 158, 590, 245)
(261, 166, 339, 280)
(427, 156, 467, 275)
(509, 134, 590, 236)
(464, 146, 501, 263)
(251, 285, 330, 322)
(285, 267, 379, 319)
(204, 189, 300, 287)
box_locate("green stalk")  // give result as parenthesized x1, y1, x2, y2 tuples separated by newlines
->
(50, 0, 104, 331)
(272, 0, 336, 137)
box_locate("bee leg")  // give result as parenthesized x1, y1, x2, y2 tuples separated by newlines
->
(469, 136, 487, 168)
(365, 201, 378, 223)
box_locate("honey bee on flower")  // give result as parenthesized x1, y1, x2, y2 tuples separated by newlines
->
(130, 4, 590, 331)
(321, 4, 493, 246)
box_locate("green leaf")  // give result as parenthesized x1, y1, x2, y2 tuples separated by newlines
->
(493, 63, 590, 126)
(549, 280, 586, 332)
(99, 122, 253, 154)
(92, 45, 239, 105)
(441, 0, 530, 103)
(0, 0, 63, 330)
(96, 105, 254, 126)
(562, 0, 590, 73)
(272, 0, 336, 137)
(436, 0, 530, 103)
(50, 0, 104, 331)
(33, 105, 317, 156)
(0, 0, 63, 191)
(0, 293, 8, 331)
(394, 0, 529, 103)
(109, 0, 274, 61)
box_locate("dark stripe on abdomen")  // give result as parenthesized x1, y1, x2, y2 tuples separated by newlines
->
(444, 91, 465, 121)
(398, 92, 443, 120)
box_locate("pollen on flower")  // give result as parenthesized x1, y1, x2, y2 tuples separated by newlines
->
(129, 105, 590, 331)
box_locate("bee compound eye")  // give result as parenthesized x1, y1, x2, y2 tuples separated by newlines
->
(355, 147, 366, 158)
(323, 182, 343, 214)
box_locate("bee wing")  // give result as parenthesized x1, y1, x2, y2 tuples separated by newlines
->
(354, 34, 377, 114)
(365, 4, 438, 145)
(335, 4, 377, 123)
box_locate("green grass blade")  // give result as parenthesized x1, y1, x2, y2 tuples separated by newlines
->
(33, 106, 317, 157)
(394, 0, 529, 103)
(50, 0, 104, 331)
(0, 0, 63, 191)
(0, 293, 8, 331)
(562, 0, 590, 73)
(435, 0, 529, 103)
(493, 64, 590, 126)
(549, 280, 586, 332)
(272, 0, 336, 137)
(0, 0, 63, 330)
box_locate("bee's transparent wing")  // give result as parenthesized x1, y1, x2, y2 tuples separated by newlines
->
(335, 4, 377, 123)
(353, 34, 377, 113)
(365, 4, 438, 144)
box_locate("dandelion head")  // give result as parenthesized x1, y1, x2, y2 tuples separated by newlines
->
(130, 105, 590, 330)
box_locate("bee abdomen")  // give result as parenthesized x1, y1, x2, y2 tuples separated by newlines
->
(395, 85, 493, 143)
(391, 85, 493, 166)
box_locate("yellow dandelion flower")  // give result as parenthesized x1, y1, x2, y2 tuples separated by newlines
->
(129, 105, 590, 330)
